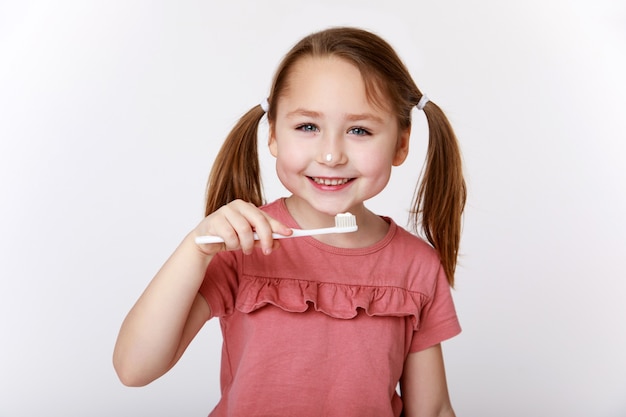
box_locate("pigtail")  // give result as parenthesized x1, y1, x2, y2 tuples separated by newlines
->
(411, 100, 466, 287)
(204, 105, 266, 216)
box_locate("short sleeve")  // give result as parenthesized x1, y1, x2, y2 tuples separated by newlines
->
(409, 265, 461, 352)
(198, 250, 240, 318)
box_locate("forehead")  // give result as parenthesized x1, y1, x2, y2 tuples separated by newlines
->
(278, 56, 392, 114)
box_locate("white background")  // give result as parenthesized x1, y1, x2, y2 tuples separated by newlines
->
(1, 1, 625, 416)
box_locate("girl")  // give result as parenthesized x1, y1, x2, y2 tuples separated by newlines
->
(113, 27, 466, 417)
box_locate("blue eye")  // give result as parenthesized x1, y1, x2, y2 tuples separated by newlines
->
(297, 124, 319, 132)
(349, 127, 370, 136)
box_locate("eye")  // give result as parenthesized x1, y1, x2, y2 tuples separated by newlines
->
(348, 127, 371, 136)
(296, 123, 319, 133)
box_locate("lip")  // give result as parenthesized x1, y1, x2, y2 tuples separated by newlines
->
(307, 176, 355, 191)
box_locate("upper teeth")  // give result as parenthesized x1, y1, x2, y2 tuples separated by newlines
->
(313, 177, 350, 186)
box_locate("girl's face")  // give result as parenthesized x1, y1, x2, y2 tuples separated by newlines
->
(269, 56, 409, 223)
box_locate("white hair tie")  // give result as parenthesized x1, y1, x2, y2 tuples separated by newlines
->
(260, 98, 269, 113)
(416, 95, 429, 111)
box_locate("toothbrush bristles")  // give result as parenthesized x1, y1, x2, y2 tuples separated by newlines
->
(335, 212, 357, 229)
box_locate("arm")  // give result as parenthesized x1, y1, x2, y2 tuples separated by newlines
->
(400, 344, 456, 417)
(112, 234, 214, 387)
(112, 200, 291, 387)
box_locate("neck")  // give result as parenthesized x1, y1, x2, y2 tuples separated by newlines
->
(284, 196, 389, 248)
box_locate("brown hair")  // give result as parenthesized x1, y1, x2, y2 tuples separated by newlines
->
(204, 27, 466, 286)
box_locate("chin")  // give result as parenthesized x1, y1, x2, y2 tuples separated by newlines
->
(310, 200, 360, 217)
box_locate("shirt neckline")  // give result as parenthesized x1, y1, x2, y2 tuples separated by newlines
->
(274, 198, 398, 256)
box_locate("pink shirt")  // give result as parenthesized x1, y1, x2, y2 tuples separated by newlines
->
(199, 199, 460, 417)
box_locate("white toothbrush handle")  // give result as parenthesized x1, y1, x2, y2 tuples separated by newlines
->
(194, 226, 357, 244)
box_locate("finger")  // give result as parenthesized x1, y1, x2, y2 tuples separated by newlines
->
(253, 238, 282, 254)
(195, 202, 250, 253)
(224, 200, 279, 254)
(256, 210, 294, 255)
(261, 211, 293, 237)
(230, 201, 291, 255)
(221, 205, 259, 254)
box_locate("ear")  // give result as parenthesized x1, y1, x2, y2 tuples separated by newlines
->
(392, 127, 410, 166)
(268, 122, 278, 157)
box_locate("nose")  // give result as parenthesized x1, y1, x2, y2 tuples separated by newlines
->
(317, 132, 346, 166)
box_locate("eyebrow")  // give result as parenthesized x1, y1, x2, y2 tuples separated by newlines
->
(285, 108, 385, 124)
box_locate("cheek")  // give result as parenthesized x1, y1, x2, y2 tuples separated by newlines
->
(275, 157, 292, 177)
(356, 150, 396, 193)
(274, 143, 309, 176)
(370, 163, 394, 187)
(355, 147, 395, 176)
(272, 130, 316, 166)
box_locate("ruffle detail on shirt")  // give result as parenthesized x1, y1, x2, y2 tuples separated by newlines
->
(235, 276, 426, 330)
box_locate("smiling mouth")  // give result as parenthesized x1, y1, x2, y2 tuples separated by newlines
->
(309, 177, 353, 186)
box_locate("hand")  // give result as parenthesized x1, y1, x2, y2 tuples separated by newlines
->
(193, 199, 292, 256)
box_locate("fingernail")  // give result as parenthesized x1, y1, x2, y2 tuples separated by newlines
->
(263, 248, 272, 255)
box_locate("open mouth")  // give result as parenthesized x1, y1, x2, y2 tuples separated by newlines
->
(309, 177, 353, 186)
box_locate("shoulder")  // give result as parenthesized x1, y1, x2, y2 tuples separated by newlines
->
(386, 218, 440, 264)
(376, 219, 446, 293)
(260, 198, 290, 221)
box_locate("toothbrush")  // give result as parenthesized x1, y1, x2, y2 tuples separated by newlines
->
(195, 212, 357, 244)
